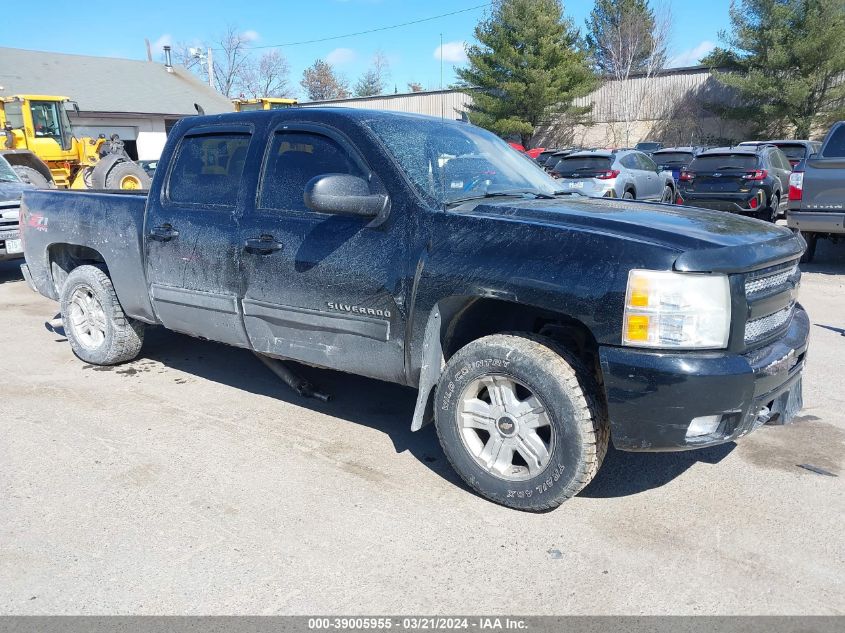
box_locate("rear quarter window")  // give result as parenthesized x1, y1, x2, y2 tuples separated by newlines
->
(689, 154, 759, 171)
(168, 133, 251, 207)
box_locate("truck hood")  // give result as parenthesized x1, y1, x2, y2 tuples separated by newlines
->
(0, 181, 33, 206)
(467, 196, 804, 273)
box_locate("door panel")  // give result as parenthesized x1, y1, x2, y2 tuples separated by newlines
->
(145, 129, 252, 347)
(239, 127, 406, 383)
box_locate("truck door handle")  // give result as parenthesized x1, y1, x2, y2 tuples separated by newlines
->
(150, 224, 179, 241)
(244, 235, 283, 254)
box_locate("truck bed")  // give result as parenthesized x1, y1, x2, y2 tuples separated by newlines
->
(20, 188, 156, 322)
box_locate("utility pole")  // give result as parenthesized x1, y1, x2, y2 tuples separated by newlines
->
(440, 33, 444, 119)
(207, 47, 214, 90)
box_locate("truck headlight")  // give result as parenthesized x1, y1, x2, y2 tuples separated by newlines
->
(623, 270, 731, 349)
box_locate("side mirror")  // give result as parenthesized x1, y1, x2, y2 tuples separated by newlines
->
(304, 174, 388, 219)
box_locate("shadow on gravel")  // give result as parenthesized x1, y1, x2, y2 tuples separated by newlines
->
(128, 327, 470, 491)
(0, 259, 24, 284)
(581, 442, 735, 498)
(801, 239, 845, 276)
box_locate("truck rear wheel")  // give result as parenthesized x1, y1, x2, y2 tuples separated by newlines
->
(800, 232, 817, 263)
(433, 333, 608, 511)
(13, 165, 53, 189)
(59, 265, 144, 365)
(104, 161, 151, 190)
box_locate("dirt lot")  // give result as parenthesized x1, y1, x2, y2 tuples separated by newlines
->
(1, 242, 843, 615)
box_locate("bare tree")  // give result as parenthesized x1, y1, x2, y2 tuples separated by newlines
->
(171, 26, 290, 99)
(407, 82, 425, 93)
(585, 0, 671, 145)
(301, 59, 350, 101)
(353, 51, 391, 97)
(241, 50, 291, 98)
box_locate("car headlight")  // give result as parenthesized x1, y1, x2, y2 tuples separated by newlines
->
(623, 270, 731, 349)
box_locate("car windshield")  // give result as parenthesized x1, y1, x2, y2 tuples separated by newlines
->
(0, 155, 21, 182)
(555, 156, 613, 173)
(654, 152, 694, 164)
(364, 117, 560, 206)
(689, 154, 759, 171)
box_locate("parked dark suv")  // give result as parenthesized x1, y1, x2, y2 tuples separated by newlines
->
(677, 146, 792, 221)
(738, 140, 821, 168)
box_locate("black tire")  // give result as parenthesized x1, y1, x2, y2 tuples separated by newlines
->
(660, 185, 674, 204)
(760, 194, 779, 222)
(622, 190, 635, 200)
(800, 232, 817, 264)
(104, 161, 151, 190)
(433, 333, 609, 511)
(59, 265, 144, 365)
(12, 165, 54, 188)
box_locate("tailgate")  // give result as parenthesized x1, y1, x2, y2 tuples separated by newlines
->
(801, 158, 845, 211)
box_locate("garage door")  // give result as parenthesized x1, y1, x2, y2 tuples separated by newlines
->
(73, 125, 138, 141)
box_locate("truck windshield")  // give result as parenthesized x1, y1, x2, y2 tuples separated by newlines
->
(0, 155, 20, 182)
(364, 117, 559, 206)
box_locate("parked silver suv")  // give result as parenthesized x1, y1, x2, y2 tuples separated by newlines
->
(551, 150, 676, 202)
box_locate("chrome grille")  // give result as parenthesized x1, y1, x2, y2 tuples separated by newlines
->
(745, 263, 798, 297)
(745, 303, 794, 344)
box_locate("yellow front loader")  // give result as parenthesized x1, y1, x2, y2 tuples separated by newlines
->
(233, 97, 298, 111)
(0, 94, 150, 189)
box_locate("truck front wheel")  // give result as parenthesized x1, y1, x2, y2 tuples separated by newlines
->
(104, 161, 151, 190)
(433, 333, 608, 511)
(59, 265, 144, 365)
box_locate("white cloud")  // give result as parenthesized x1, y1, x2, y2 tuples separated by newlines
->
(152, 34, 172, 53)
(326, 47, 357, 65)
(668, 40, 716, 68)
(434, 41, 468, 64)
(242, 30, 260, 42)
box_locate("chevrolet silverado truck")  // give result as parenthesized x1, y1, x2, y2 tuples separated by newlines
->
(787, 121, 845, 263)
(20, 109, 810, 511)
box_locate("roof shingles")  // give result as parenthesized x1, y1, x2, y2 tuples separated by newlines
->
(0, 47, 233, 115)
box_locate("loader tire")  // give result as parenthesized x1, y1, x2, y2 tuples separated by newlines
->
(104, 161, 150, 190)
(60, 265, 144, 365)
(13, 165, 53, 189)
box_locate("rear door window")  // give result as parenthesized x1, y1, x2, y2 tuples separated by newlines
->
(636, 153, 658, 171)
(689, 154, 759, 171)
(822, 125, 845, 158)
(168, 133, 251, 207)
(258, 131, 364, 212)
(774, 144, 807, 162)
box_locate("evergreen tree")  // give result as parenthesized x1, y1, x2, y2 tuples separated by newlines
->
(456, 0, 596, 147)
(702, 0, 845, 138)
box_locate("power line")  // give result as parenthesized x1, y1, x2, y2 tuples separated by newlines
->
(211, 3, 491, 51)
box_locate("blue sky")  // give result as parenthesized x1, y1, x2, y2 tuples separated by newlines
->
(3, 0, 731, 98)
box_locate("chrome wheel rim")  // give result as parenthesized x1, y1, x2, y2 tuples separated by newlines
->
(68, 285, 107, 350)
(457, 375, 554, 481)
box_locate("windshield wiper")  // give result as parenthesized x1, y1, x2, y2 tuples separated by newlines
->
(446, 189, 555, 207)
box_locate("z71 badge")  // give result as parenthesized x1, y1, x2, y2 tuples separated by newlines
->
(327, 302, 391, 318)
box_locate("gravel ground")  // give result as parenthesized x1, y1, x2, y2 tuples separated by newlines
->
(0, 241, 843, 615)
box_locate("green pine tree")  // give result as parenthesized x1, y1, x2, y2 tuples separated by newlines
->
(456, 0, 596, 147)
(702, 0, 845, 139)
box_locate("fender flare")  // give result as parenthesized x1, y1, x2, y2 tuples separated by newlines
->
(90, 153, 126, 189)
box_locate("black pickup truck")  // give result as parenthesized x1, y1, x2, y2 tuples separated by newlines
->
(20, 108, 809, 511)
